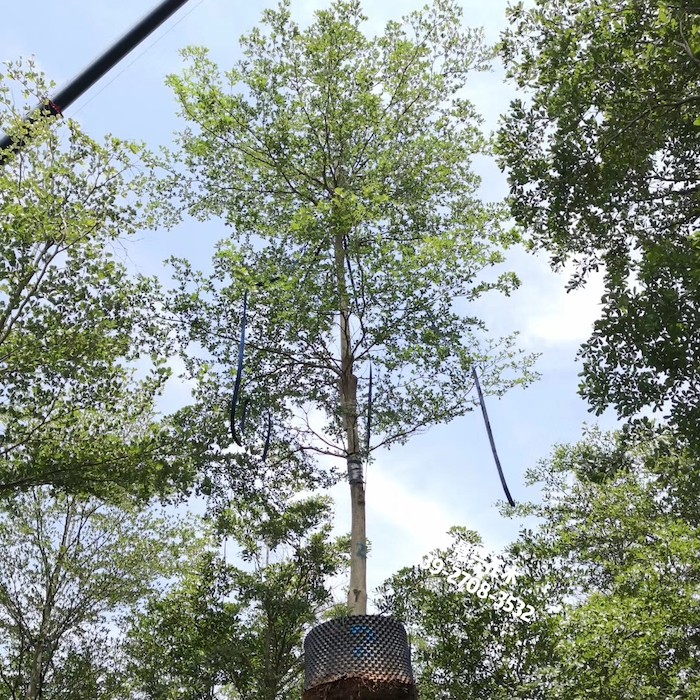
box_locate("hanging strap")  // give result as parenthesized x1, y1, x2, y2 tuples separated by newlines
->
(230, 290, 248, 446)
(229, 288, 274, 460)
(472, 368, 515, 507)
(365, 363, 373, 456)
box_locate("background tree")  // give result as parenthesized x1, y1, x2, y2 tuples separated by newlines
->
(0, 486, 195, 700)
(125, 495, 347, 700)
(159, 0, 536, 614)
(497, 0, 700, 449)
(0, 59, 204, 499)
(520, 425, 700, 698)
(376, 528, 559, 700)
(378, 425, 700, 698)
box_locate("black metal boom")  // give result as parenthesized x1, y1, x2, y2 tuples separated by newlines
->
(0, 0, 192, 161)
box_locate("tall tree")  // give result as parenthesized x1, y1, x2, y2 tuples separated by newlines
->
(0, 486, 195, 700)
(124, 496, 347, 700)
(0, 59, 202, 499)
(160, 0, 536, 614)
(497, 0, 700, 448)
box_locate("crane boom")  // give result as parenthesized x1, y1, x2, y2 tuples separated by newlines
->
(0, 0, 193, 162)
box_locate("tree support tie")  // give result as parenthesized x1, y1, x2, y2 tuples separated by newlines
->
(348, 456, 363, 484)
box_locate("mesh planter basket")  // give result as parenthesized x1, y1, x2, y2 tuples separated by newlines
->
(303, 615, 414, 689)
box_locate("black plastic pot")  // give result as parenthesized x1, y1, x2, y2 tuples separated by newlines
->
(303, 615, 417, 700)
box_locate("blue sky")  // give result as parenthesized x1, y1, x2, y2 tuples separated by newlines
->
(2, 0, 620, 606)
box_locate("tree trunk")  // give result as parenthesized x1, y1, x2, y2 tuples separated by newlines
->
(27, 643, 44, 700)
(334, 230, 367, 615)
(25, 496, 73, 700)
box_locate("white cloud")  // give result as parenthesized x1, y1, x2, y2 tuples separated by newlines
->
(366, 467, 455, 559)
(517, 258, 606, 346)
(523, 269, 604, 344)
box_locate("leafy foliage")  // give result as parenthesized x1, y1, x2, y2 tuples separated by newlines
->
(0, 487, 195, 700)
(379, 425, 700, 698)
(155, 0, 537, 611)
(125, 496, 347, 700)
(497, 0, 700, 447)
(377, 529, 559, 700)
(160, 0, 535, 462)
(0, 60, 201, 499)
(520, 425, 700, 697)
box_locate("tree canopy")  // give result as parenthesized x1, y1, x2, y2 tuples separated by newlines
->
(379, 425, 700, 698)
(159, 0, 536, 613)
(0, 60, 201, 500)
(125, 495, 346, 700)
(5, 0, 696, 693)
(497, 0, 700, 448)
(0, 487, 195, 700)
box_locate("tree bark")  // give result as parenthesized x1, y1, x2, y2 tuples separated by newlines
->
(334, 230, 367, 615)
(26, 496, 73, 700)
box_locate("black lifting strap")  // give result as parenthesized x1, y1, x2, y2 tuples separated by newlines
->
(229, 289, 273, 462)
(472, 368, 516, 507)
(365, 363, 373, 457)
(230, 290, 248, 446)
